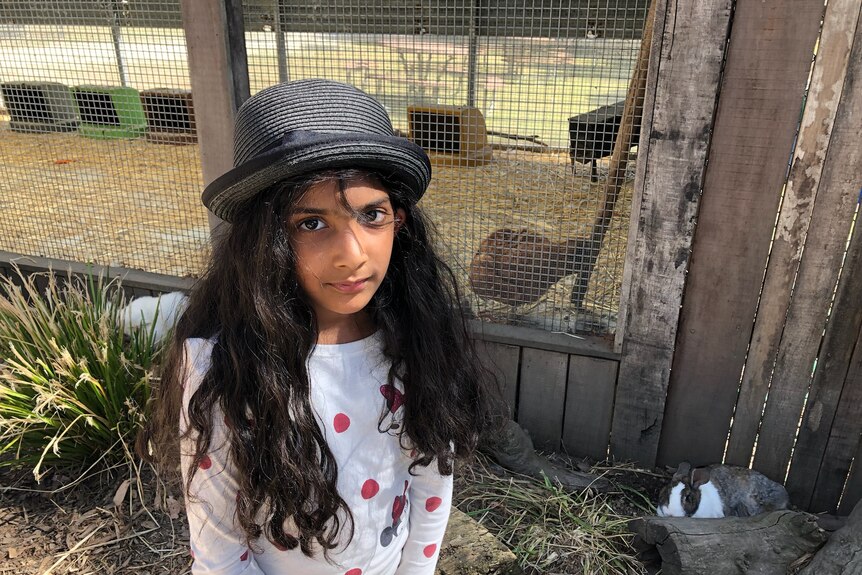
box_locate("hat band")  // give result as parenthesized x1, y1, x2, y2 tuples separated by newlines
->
(256, 129, 326, 160)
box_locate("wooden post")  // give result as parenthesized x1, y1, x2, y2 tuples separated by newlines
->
(610, 0, 733, 466)
(572, 0, 655, 309)
(180, 0, 250, 235)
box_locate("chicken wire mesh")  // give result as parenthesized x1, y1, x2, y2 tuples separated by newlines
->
(0, 0, 208, 277)
(0, 0, 649, 336)
(242, 0, 648, 334)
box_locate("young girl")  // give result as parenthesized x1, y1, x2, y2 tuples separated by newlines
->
(144, 79, 498, 574)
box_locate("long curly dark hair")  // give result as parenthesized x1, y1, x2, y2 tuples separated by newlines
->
(143, 168, 501, 558)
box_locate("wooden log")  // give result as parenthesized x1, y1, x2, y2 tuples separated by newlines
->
(798, 499, 862, 574)
(437, 507, 523, 575)
(629, 511, 827, 575)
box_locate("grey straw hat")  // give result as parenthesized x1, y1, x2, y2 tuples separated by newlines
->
(202, 79, 432, 223)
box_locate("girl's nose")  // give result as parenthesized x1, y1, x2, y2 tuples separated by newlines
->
(333, 226, 368, 269)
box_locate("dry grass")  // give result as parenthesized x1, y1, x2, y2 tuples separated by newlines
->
(0, 451, 662, 575)
(453, 454, 656, 575)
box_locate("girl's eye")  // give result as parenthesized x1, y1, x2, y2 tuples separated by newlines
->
(361, 209, 386, 224)
(298, 218, 327, 231)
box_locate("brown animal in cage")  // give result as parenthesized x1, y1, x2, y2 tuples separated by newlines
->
(469, 228, 588, 306)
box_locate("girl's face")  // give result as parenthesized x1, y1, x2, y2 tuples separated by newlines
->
(288, 177, 405, 341)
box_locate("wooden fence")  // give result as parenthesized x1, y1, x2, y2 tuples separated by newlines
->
(612, 0, 862, 515)
(2, 0, 861, 515)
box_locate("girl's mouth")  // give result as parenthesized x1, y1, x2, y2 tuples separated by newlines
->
(330, 278, 369, 293)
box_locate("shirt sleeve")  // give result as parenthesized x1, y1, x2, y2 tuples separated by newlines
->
(395, 458, 455, 574)
(179, 338, 266, 575)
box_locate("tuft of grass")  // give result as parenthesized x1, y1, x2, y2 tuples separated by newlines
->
(0, 264, 162, 482)
(454, 455, 650, 575)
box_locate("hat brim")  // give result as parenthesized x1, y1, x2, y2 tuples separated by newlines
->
(202, 132, 431, 223)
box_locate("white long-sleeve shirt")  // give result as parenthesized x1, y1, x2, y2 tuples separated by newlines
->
(179, 333, 453, 575)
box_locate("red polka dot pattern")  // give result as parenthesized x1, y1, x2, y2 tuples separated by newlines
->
(345, 569, 362, 575)
(199, 455, 212, 470)
(361, 479, 379, 499)
(423, 543, 437, 558)
(333, 413, 351, 433)
(425, 496, 443, 512)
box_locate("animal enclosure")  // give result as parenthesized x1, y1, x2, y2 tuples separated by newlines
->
(0, 0, 650, 337)
(1, 0, 861, 520)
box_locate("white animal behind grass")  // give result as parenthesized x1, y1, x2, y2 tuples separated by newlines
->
(120, 291, 189, 344)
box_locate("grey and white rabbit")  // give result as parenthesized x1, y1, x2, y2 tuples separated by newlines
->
(119, 291, 189, 344)
(656, 462, 789, 518)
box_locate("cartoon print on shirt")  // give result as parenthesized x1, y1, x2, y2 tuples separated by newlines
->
(379, 383, 404, 433)
(380, 480, 409, 547)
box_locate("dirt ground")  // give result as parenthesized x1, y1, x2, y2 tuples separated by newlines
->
(0, 127, 633, 335)
(0, 456, 667, 575)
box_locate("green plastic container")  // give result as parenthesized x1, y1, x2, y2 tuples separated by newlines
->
(72, 85, 147, 139)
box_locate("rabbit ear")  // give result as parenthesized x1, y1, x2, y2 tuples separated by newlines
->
(691, 467, 711, 488)
(673, 461, 692, 482)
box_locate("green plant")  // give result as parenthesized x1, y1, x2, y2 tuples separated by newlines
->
(0, 265, 162, 482)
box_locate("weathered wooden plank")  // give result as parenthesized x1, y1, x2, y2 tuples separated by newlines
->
(469, 320, 617, 360)
(475, 340, 520, 419)
(129, 286, 157, 300)
(753, 0, 862, 482)
(808, 247, 862, 512)
(728, 0, 862, 468)
(788, 131, 862, 511)
(810, 315, 862, 514)
(657, 0, 825, 467)
(0, 251, 195, 295)
(563, 356, 618, 460)
(518, 348, 568, 452)
(837, 435, 862, 516)
(611, 0, 733, 465)
(180, 0, 249, 231)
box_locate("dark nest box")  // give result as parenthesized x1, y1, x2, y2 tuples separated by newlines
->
(140, 89, 197, 145)
(0, 82, 79, 133)
(72, 85, 147, 139)
(569, 100, 640, 181)
(407, 105, 493, 167)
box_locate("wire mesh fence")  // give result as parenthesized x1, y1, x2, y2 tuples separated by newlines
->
(0, 0, 207, 277)
(241, 0, 648, 334)
(0, 0, 650, 336)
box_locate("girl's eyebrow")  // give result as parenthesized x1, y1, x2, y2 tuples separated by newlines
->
(292, 198, 390, 216)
